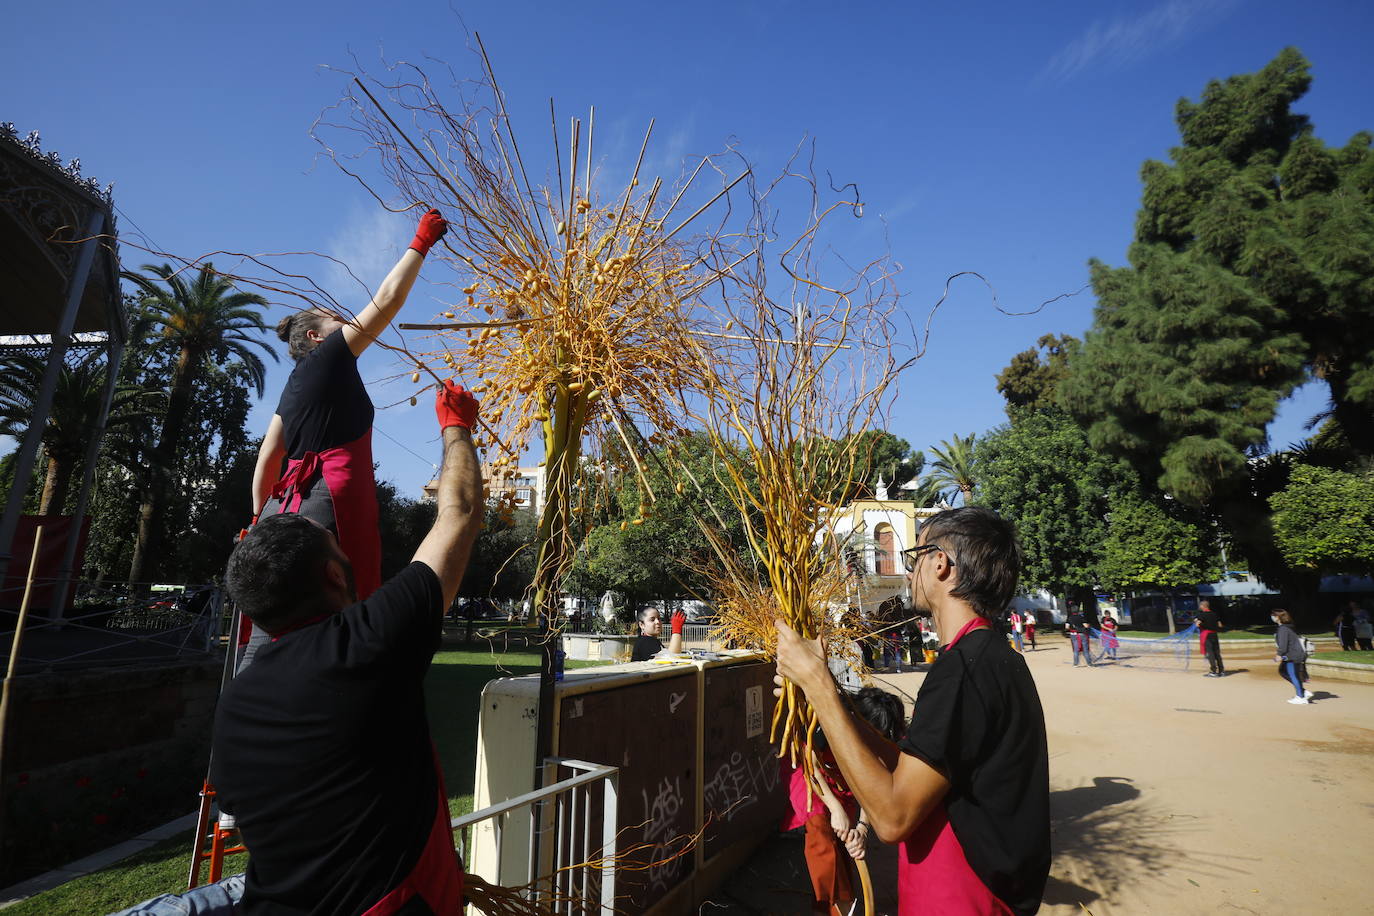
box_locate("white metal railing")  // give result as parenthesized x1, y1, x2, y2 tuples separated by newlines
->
(453, 757, 619, 914)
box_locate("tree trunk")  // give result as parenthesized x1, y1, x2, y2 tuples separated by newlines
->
(38, 454, 76, 516)
(128, 347, 200, 586)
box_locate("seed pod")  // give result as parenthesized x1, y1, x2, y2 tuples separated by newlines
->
(409, 396, 417, 407)
(556, 221, 566, 235)
(463, 284, 478, 295)
(443, 311, 455, 319)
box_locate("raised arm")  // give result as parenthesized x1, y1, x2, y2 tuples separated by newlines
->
(668, 610, 686, 655)
(412, 381, 484, 610)
(251, 414, 286, 515)
(342, 209, 449, 358)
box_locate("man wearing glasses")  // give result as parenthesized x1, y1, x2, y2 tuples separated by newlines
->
(775, 507, 1050, 914)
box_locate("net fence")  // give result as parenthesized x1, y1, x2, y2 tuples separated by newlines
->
(1080, 623, 1199, 670)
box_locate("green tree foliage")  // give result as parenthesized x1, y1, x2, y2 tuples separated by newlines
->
(567, 432, 753, 608)
(461, 506, 537, 601)
(809, 430, 924, 501)
(996, 334, 1079, 414)
(0, 349, 160, 514)
(1062, 49, 1374, 507)
(84, 332, 261, 584)
(1270, 464, 1374, 573)
(121, 265, 275, 584)
(926, 433, 977, 504)
(1098, 490, 1220, 591)
(374, 477, 439, 584)
(973, 411, 1118, 604)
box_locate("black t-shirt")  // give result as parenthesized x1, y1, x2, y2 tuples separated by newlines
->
(898, 628, 1050, 915)
(631, 634, 662, 662)
(1196, 610, 1223, 631)
(276, 329, 373, 459)
(211, 562, 444, 915)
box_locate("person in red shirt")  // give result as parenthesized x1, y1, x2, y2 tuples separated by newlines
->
(775, 507, 1050, 915)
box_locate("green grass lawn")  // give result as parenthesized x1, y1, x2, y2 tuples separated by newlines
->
(1311, 650, 1374, 665)
(4, 639, 607, 916)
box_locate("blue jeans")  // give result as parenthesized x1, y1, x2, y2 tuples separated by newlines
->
(1012, 631, 1024, 652)
(1071, 633, 1091, 666)
(106, 874, 243, 915)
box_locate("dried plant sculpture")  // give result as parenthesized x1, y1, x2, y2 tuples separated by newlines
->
(310, 40, 748, 652)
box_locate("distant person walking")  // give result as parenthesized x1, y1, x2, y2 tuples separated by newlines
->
(1009, 609, 1025, 653)
(1100, 612, 1119, 661)
(1333, 603, 1357, 651)
(1195, 600, 1225, 677)
(1023, 610, 1036, 650)
(1066, 607, 1092, 667)
(1351, 602, 1372, 651)
(1272, 609, 1313, 705)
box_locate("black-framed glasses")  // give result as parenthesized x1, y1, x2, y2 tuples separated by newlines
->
(901, 543, 953, 572)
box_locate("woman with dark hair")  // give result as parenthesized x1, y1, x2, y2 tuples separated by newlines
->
(1272, 609, 1313, 705)
(252, 209, 448, 601)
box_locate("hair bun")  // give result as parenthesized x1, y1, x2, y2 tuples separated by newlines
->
(274, 315, 294, 342)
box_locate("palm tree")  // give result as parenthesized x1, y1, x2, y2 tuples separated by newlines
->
(122, 263, 274, 584)
(905, 476, 951, 509)
(927, 433, 977, 505)
(0, 350, 161, 514)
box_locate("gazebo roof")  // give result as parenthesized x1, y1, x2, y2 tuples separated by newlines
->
(0, 124, 125, 340)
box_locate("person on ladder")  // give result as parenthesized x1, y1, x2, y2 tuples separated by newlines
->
(211, 380, 482, 915)
(239, 208, 449, 671)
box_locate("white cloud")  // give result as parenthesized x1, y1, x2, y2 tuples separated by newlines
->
(1043, 0, 1239, 83)
(321, 204, 409, 311)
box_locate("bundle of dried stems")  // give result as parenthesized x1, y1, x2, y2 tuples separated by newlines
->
(676, 161, 916, 794)
(311, 39, 748, 624)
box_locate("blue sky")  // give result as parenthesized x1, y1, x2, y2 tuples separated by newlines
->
(4, 0, 1372, 500)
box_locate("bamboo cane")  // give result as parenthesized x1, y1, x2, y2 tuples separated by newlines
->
(0, 526, 45, 780)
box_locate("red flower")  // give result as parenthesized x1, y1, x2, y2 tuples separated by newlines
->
(76, 776, 92, 788)
(94, 813, 108, 826)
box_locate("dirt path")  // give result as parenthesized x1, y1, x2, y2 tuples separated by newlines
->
(870, 640, 1374, 914)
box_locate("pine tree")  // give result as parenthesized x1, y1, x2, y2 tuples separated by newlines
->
(1062, 48, 1374, 506)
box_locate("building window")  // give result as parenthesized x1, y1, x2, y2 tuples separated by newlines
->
(876, 527, 895, 576)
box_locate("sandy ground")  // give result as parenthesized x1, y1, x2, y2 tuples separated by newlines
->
(709, 639, 1374, 914)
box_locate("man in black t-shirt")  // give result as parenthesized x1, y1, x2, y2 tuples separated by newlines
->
(776, 507, 1049, 914)
(1194, 599, 1225, 677)
(212, 380, 482, 916)
(629, 606, 684, 661)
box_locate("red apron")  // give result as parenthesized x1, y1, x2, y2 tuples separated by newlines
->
(360, 748, 464, 916)
(266, 431, 381, 600)
(898, 618, 1012, 915)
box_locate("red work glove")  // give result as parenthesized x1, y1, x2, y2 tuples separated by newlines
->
(435, 380, 478, 431)
(671, 611, 686, 635)
(409, 208, 449, 257)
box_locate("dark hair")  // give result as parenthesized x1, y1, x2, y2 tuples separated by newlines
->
(1272, 608, 1293, 626)
(852, 687, 906, 742)
(918, 506, 1020, 618)
(275, 309, 334, 361)
(225, 514, 337, 632)
(636, 606, 659, 630)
